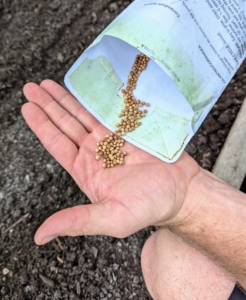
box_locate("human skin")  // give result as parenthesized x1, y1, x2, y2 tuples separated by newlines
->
(167, 170, 246, 289)
(22, 80, 246, 289)
(22, 79, 201, 243)
(141, 229, 235, 300)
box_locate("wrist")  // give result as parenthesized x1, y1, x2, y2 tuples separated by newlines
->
(165, 167, 225, 228)
(163, 168, 246, 286)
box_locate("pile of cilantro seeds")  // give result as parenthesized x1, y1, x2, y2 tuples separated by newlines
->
(95, 53, 150, 168)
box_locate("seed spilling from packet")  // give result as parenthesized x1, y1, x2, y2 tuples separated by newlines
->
(95, 53, 151, 168)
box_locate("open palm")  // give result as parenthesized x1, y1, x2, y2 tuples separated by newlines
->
(22, 80, 200, 245)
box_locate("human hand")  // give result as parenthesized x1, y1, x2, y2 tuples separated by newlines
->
(22, 80, 201, 245)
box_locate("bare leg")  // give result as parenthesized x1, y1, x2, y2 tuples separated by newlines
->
(141, 229, 235, 300)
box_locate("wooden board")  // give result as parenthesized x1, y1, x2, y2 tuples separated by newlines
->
(212, 97, 246, 189)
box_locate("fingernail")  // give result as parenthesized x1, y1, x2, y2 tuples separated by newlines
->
(41, 236, 57, 245)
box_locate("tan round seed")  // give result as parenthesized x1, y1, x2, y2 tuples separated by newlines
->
(95, 54, 150, 168)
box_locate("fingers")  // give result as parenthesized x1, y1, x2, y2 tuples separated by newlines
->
(34, 200, 144, 245)
(40, 79, 101, 133)
(22, 102, 78, 175)
(23, 82, 88, 148)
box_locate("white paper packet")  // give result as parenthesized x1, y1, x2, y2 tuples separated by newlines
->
(64, 0, 246, 163)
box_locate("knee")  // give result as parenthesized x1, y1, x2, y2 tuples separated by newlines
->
(141, 230, 157, 276)
(141, 229, 169, 300)
(141, 232, 157, 299)
(141, 229, 236, 300)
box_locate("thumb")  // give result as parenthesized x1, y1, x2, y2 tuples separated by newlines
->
(34, 201, 143, 245)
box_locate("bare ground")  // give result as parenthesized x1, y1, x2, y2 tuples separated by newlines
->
(0, 1, 245, 299)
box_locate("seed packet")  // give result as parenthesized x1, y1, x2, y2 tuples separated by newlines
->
(65, 0, 246, 163)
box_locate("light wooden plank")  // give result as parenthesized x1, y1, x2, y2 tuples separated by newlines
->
(212, 97, 246, 189)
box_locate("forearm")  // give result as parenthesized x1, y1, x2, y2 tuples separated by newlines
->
(167, 168, 246, 287)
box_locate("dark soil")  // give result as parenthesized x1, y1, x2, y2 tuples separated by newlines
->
(0, 1, 245, 299)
